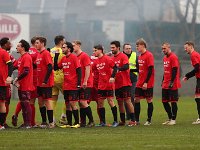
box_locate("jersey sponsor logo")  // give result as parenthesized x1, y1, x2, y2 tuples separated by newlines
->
(0, 15, 21, 40)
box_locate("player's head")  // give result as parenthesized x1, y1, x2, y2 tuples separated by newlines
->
(72, 40, 81, 53)
(93, 44, 103, 57)
(184, 41, 194, 54)
(161, 42, 171, 56)
(54, 35, 65, 46)
(0, 37, 12, 51)
(123, 43, 132, 55)
(31, 36, 37, 47)
(136, 38, 147, 53)
(62, 41, 74, 54)
(35, 36, 47, 51)
(16, 39, 30, 54)
(110, 41, 120, 55)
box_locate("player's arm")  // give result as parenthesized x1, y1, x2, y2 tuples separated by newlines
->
(53, 53, 62, 70)
(144, 66, 153, 84)
(7, 61, 13, 77)
(111, 64, 118, 78)
(43, 64, 53, 84)
(184, 63, 199, 80)
(76, 67, 82, 88)
(118, 63, 129, 71)
(82, 65, 90, 88)
(169, 67, 178, 88)
(15, 67, 30, 81)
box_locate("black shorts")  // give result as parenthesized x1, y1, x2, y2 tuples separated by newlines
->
(135, 87, 153, 100)
(37, 86, 52, 100)
(64, 90, 79, 102)
(79, 88, 91, 101)
(18, 90, 31, 101)
(162, 89, 179, 102)
(195, 78, 200, 97)
(0, 86, 7, 101)
(115, 86, 131, 101)
(98, 90, 114, 100)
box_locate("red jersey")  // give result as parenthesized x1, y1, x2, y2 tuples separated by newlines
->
(36, 49, 54, 87)
(112, 52, 132, 89)
(94, 55, 115, 90)
(0, 48, 11, 86)
(136, 50, 155, 88)
(17, 53, 35, 91)
(77, 52, 93, 87)
(91, 55, 99, 89)
(162, 52, 181, 89)
(29, 47, 39, 85)
(190, 51, 200, 78)
(58, 53, 80, 90)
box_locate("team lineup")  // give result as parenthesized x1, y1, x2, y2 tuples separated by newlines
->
(0, 36, 199, 130)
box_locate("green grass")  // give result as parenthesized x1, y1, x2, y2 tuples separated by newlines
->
(1, 97, 200, 150)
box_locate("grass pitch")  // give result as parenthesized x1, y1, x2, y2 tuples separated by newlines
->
(0, 97, 200, 150)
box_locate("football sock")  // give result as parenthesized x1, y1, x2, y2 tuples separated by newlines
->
(134, 102, 141, 122)
(147, 102, 153, 122)
(99, 107, 106, 123)
(47, 110, 53, 124)
(39, 106, 47, 123)
(111, 105, 118, 122)
(30, 104, 35, 126)
(130, 113, 135, 122)
(85, 106, 94, 123)
(66, 110, 72, 125)
(120, 113, 125, 123)
(52, 100, 57, 121)
(72, 109, 79, 124)
(21, 101, 32, 126)
(163, 102, 172, 119)
(195, 98, 200, 118)
(5, 103, 9, 123)
(0, 113, 6, 126)
(97, 107, 102, 122)
(171, 102, 178, 120)
(15, 101, 22, 117)
(80, 108, 86, 125)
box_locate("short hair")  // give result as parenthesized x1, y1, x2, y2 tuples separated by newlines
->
(36, 36, 47, 46)
(94, 44, 104, 52)
(31, 36, 37, 45)
(66, 41, 74, 53)
(110, 41, 120, 48)
(54, 35, 65, 45)
(123, 43, 131, 49)
(0, 37, 9, 47)
(184, 41, 194, 48)
(136, 38, 147, 48)
(73, 40, 81, 46)
(162, 42, 171, 48)
(19, 39, 30, 52)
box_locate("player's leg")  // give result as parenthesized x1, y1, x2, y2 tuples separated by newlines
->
(162, 89, 172, 124)
(51, 86, 59, 124)
(107, 96, 118, 125)
(193, 78, 200, 124)
(134, 87, 142, 125)
(0, 86, 7, 130)
(97, 97, 106, 126)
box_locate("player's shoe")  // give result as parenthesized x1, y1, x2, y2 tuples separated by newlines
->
(0, 125, 5, 130)
(111, 121, 119, 127)
(49, 123, 56, 128)
(118, 121, 126, 126)
(86, 122, 95, 128)
(192, 118, 200, 124)
(144, 121, 151, 126)
(12, 115, 18, 127)
(128, 121, 136, 126)
(162, 119, 171, 125)
(95, 122, 106, 127)
(39, 122, 48, 128)
(71, 124, 80, 128)
(18, 124, 32, 129)
(60, 124, 71, 128)
(59, 116, 67, 125)
(167, 120, 176, 125)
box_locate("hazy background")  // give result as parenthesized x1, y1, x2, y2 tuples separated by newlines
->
(1, 0, 200, 97)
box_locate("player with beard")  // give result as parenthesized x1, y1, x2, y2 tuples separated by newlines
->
(0, 38, 13, 130)
(54, 41, 81, 128)
(110, 41, 136, 126)
(183, 41, 200, 124)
